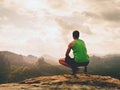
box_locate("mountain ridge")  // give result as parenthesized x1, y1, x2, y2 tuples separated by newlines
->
(0, 50, 120, 84)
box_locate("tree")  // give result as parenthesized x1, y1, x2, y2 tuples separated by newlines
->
(0, 54, 10, 83)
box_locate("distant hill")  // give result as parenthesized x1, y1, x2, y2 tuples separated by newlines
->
(88, 55, 120, 79)
(23, 55, 38, 64)
(0, 51, 59, 65)
(0, 51, 120, 83)
(29, 57, 70, 76)
(0, 51, 38, 65)
(0, 51, 27, 66)
(40, 54, 59, 65)
(0, 51, 70, 83)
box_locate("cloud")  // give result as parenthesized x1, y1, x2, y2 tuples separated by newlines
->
(0, 5, 36, 29)
(85, 0, 120, 24)
(56, 17, 92, 33)
(0, 0, 120, 57)
(101, 9, 120, 22)
(46, 0, 69, 10)
(100, 38, 120, 55)
(55, 13, 93, 33)
(0, 0, 53, 30)
(54, 12, 93, 43)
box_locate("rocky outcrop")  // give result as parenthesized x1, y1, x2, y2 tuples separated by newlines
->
(0, 74, 120, 90)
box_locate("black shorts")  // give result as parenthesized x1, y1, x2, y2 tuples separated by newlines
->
(65, 56, 89, 69)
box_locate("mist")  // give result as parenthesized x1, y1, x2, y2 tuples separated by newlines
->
(0, 0, 120, 58)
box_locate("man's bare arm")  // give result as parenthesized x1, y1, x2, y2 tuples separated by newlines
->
(65, 41, 75, 57)
(65, 45, 71, 57)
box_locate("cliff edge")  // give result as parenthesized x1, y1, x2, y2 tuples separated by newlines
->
(0, 74, 120, 90)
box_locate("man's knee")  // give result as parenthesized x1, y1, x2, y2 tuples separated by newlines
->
(59, 58, 65, 64)
(65, 56, 71, 60)
(65, 56, 70, 63)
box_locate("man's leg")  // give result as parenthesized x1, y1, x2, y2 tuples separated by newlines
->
(65, 56, 78, 75)
(72, 67, 78, 75)
(59, 58, 70, 68)
(77, 62, 89, 74)
(84, 66, 87, 74)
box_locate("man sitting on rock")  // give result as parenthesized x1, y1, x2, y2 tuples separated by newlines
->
(59, 30, 89, 75)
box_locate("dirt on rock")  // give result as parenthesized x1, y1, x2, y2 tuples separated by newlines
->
(0, 74, 120, 90)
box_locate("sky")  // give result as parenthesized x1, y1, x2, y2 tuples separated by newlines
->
(0, 0, 120, 58)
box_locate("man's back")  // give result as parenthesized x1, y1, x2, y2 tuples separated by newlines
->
(72, 39, 89, 63)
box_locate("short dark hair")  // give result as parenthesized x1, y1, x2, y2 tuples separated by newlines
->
(73, 30, 79, 39)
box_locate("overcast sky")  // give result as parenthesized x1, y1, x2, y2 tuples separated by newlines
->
(0, 0, 120, 58)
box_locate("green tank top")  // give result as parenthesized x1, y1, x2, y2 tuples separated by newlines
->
(72, 39, 89, 62)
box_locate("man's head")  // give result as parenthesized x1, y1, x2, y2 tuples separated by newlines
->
(73, 30, 79, 39)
